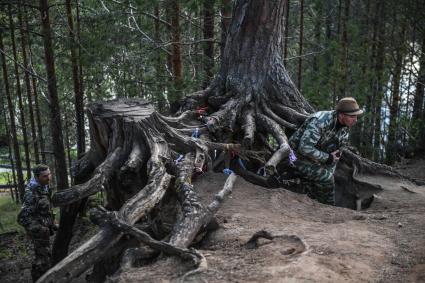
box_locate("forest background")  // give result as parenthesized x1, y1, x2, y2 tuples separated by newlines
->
(0, 0, 424, 204)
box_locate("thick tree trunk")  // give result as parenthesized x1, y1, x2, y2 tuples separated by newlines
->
(283, 0, 290, 61)
(0, 30, 25, 202)
(9, 4, 32, 180)
(220, 0, 231, 59)
(39, 0, 72, 263)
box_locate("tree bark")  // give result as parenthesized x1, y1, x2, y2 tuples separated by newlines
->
(220, 0, 231, 59)
(283, 0, 290, 61)
(66, 0, 85, 159)
(202, 0, 215, 88)
(18, 2, 40, 164)
(9, 4, 32, 180)
(297, 0, 304, 91)
(167, 0, 183, 103)
(0, 30, 25, 202)
(24, 5, 47, 164)
(413, 33, 425, 154)
(386, 24, 405, 164)
(39, 0, 71, 263)
(338, 0, 350, 98)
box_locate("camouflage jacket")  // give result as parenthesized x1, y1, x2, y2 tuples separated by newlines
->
(17, 178, 53, 228)
(289, 110, 350, 164)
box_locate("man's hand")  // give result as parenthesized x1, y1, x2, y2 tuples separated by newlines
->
(331, 150, 341, 163)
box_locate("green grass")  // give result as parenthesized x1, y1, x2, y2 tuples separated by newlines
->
(0, 171, 14, 185)
(0, 194, 23, 233)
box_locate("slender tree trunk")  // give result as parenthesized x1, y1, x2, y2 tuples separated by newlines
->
(338, 0, 350, 98)
(413, 35, 425, 121)
(220, 0, 231, 60)
(0, 30, 25, 202)
(153, 3, 165, 111)
(24, 5, 47, 164)
(64, 112, 74, 185)
(386, 28, 405, 164)
(66, 0, 85, 159)
(167, 0, 183, 103)
(297, 0, 304, 91)
(9, 4, 31, 180)
(2, 93, 18, 203)
(283, 0, 290, 61)
(202, 0, 215, 88)
(413, 33, 425, 154)
(39, 0, 71, 263)
(76, 0, 84, 114)
(372, 0, 386, 161)
(18, 3, 40, 164)
(363, 0, 378, 158)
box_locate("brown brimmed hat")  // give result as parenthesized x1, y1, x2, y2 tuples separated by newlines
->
(335, 97, 364, 116)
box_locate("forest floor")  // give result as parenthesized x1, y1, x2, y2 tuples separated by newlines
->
(1, 158, 424, 283)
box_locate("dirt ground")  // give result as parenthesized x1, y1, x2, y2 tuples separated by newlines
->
(1, 159, 424, 283)
(113, 159, 425, 283)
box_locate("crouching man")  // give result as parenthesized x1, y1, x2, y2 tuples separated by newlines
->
(17, 164, 56, 282)
(288, 97, 363, 205)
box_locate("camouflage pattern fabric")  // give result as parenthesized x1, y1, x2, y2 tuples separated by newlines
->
(27, 222, 51, 281)
(289, 110, 350, 205)
(17, 179, 53, 282)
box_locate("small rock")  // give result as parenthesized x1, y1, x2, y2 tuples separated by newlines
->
(374, 215, 387, 220)
(353, 215, 366, 220)
(398, 222, 403, 228)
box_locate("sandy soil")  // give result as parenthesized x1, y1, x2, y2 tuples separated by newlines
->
(1, 159, 424, 283)
(114, 161, 425, 283)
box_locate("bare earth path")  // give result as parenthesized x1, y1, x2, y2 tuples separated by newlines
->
(115, 160, 425, 283)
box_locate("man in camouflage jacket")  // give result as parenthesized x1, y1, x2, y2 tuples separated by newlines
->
(17, 164, 55, 282)
(289, 97, 363, 204)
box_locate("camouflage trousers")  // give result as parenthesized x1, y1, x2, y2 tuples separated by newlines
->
(293, 159, 336, 205)
(26, 222, 52, 282)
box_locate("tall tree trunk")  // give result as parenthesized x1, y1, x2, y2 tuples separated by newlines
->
(153, 3, 166, 111)
(283, 0, 290, 61)
(167, 0, 183, 103)
(24, 5, 47, 164)
(386, 27, 405, 164)
(202, 0, 215, 88)
(371, 0, 386, 161)
(297, 0, 304, 91)
(220, 0, 232, 60)
(66, 0, 85, 159)
(9, 4, 31, 180)
(413, 33, 425, 154)
(75, 0, 84, 113)
(338, 0, 350, 98)
(412, 34, 425, 121)
(39, 0, 71, 263)
(0, 30, 25, 202)
(18, 3, 40, 164)
(2, 88, 18, 203)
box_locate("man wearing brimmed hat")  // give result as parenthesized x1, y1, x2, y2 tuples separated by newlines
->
(288, 97, 363, 204)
